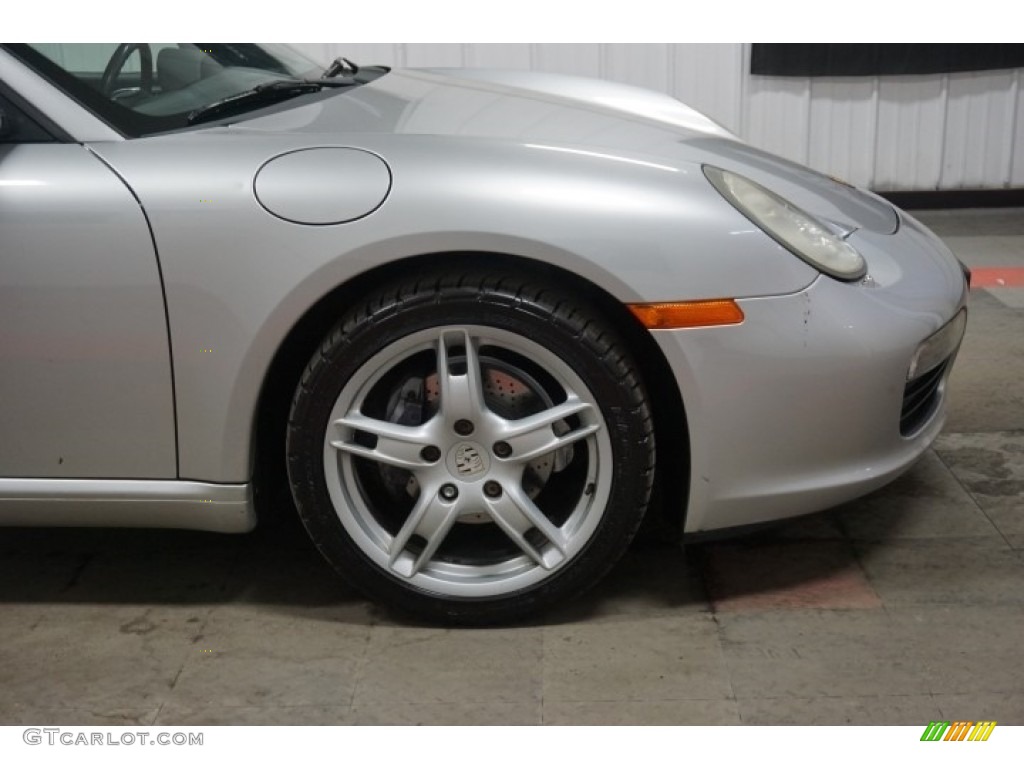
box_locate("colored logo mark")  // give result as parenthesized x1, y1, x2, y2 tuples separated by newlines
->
(920, 721, 996, 742)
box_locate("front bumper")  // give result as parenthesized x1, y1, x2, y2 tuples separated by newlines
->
(655, 210, 968, 533)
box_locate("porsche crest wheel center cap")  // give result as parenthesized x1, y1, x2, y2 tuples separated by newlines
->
(447, 441, 489, 479)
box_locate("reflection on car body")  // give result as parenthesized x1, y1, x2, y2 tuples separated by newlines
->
(0, 44, 967, 623)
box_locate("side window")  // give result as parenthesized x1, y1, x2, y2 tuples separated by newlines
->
(0, 91, 57, 144)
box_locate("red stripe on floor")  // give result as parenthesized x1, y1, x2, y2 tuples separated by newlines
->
(702, 542, 882, 613)
(970, 267, 1024, 288)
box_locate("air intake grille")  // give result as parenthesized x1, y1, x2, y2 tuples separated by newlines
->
(900, 358, 950, 436)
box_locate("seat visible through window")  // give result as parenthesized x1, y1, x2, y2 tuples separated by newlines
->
(157, 47, 222, 91)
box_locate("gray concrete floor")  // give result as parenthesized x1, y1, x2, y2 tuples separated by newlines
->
(1, 208, 1023, 726)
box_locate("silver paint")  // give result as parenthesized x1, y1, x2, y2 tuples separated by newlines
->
(253, 147, 392, 225)
(0, 54, 967, 535)
(324, 325, 612, 595)
(0, 143, 176, 478)
(0, 478, 253, 532)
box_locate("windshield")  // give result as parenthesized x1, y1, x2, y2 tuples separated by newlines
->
(6, 44, 374, 136)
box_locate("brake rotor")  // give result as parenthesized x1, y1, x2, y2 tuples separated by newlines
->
(381, 355, 574, 522)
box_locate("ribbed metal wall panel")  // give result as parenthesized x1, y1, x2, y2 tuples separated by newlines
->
(672, 44, 744, 134)
(531, 44, 602, 77)
(465, 44, 532, 69)
(942, 70, 1018, 189)
(745, 76, 811, 165)
(807, 78, 877, 188)
(1013, 70, 1024, 187)
(873, 76, 946, 191)
(296, 43, 1024, 191)
(601, 43, 670, 93)
(403, 44, 467, 68)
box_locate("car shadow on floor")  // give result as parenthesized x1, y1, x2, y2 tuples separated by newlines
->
(0, 461, 947, 626)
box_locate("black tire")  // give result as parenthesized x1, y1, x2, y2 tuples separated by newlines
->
(286, 268, 654, 625)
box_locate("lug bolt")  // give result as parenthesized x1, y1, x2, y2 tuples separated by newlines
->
(439, 483, 459, 501)
(493, 441, 512, 458)
(420, 445, 441, 463)
(483, 480, 502, 498)
(453, 419, 474, 436)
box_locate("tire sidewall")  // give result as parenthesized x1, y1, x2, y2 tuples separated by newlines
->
(287, 281, 652, 623)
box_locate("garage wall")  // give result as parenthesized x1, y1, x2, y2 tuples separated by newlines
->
(296, 43, 1024, 192)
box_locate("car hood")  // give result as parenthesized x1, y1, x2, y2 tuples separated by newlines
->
(236, 68, 899, 235)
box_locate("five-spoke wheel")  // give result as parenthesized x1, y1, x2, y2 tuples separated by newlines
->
(287, 270, 654, 624)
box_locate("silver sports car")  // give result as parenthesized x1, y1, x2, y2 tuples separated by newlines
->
(0, 44, 968, 623)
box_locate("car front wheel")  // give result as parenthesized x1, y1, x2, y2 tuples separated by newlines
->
(286, 269, 654, 624)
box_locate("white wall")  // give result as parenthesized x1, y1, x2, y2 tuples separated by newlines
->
(296, 43, 1024, 192)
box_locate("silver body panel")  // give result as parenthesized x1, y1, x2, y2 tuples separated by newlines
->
(0, 478, 253, 532)
(0, 56, 967, 533)
(0, 143, 176, 478)
(253, 147, 392, 224)
(92, 129, 823, 482)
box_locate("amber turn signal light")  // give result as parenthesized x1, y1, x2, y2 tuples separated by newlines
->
(627, 299, 745, 330)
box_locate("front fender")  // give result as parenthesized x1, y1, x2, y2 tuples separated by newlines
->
(92, 131, 817, 482)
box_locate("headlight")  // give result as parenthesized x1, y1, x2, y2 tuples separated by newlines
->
(703, 166, 867, 281)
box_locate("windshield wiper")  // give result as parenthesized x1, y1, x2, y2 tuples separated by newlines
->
(322, 56, 359, 79)
(186, 77, 355, 126)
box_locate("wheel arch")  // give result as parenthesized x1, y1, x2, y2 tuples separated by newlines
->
(252, 251, 690, 536)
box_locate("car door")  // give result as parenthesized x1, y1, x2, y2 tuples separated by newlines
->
(0, 86, 176, 478)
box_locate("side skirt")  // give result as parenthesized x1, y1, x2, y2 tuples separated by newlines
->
(0, 478, 255, 533)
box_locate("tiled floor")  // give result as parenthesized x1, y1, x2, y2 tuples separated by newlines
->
(1, 208, 1022, 726)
